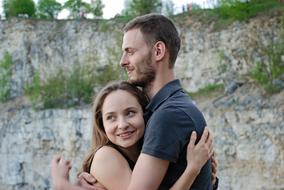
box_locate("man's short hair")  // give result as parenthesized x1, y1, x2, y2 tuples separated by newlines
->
(124, 14, 181, 68)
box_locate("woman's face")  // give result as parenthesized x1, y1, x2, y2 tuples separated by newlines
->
(101, 89, 145, 149)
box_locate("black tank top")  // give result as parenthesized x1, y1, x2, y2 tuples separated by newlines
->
(113, 146, 135, 170)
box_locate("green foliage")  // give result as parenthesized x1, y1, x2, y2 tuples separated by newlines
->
(63, 0, 92, 19)
(3, 0, 9, 18)
(0, 52, 13, 102)
(37, 0, 62, 19)
(122, 0, 162, 18)
(180, 0, 284, 32)
(216, 0, 282, 21)
(24, 71, 41, 105)
(191, 3, 201, 10)
(188, 83, 224, 99)
(91, 0, 104, 17)
(4, 0, 36, 18)
(63, 0, 104, 19)
(250, 41, 284, 93)
(25, 63, 123, 109)
(248, 14, 284, 94)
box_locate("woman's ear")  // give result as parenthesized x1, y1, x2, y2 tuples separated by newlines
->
(153, 41, 166, 61)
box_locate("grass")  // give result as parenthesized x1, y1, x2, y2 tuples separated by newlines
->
(0, 52, 13, 102)
(174, 0, 284, 32)
(188, 83, 224, 99)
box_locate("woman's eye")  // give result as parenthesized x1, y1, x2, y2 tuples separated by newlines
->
(106, 115, 115, 121)
(127, 111, 135, 117)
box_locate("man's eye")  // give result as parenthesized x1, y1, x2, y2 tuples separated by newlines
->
(127, 50, 134, 55)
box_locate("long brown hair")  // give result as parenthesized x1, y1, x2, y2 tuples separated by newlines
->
(80, 81, 149, 173)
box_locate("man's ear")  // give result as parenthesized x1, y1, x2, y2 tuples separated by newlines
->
(153, 41, 166, 61)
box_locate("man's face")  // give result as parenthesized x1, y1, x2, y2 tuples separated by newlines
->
(120, 28, 155, 87)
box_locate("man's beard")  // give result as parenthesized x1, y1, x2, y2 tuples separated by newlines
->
(129, 53, 155, 87)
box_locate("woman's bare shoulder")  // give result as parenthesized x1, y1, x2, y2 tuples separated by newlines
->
(90, 146, 132, 190)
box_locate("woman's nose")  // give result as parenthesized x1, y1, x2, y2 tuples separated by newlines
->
(117, 117, 129, 130)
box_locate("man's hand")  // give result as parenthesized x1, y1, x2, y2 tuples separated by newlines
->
(76, 172, 107, 190)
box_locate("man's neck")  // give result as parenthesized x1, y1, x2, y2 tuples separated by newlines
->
(144, 70, 175, 99)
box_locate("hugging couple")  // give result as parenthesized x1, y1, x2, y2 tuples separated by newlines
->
(51, 13, 219, 190)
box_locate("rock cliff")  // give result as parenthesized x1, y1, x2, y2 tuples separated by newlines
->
(0, 13, 283, 190)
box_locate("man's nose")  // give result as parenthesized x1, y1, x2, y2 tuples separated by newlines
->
(120, 54, 129, 68)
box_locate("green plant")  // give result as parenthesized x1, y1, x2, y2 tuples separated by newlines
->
(25, 62, 123, 109)
(37, 0, 62, 19)
(248, 13, 284, 93)
(122, 0, 162, 18)
(25, 71, 43, 107)
(63, 0, 92, 19)
(188, 83, 224, 99)
(98, 20, 110, 32)
(4, 0, 36, 18)
(0, 52, 13, 102)
(218, 0, 282, 20)
(91, 0, 104, 17)
(250, 41, 284, 93)
(201, 0, 284, 32)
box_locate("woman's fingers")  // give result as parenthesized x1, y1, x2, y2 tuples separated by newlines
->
(51, 155, 62, 166)
(200, 127, 209, 143)
(188, 131, 197, 150)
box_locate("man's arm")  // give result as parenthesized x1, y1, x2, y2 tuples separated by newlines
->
(127, 154, 169, 190)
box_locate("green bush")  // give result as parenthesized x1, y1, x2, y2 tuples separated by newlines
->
(0, 52, 13, 102)
(217, 0, 282, 21)
(37, 0, 62, 19)
(250, 41, 284, 93)
(25, 63, 123, 109)
(4, 0, 36, 18)
(122, 0, 162, 18)
(249, 13, 284, 93)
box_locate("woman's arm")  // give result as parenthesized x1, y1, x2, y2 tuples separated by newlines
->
(51, 155, 104, 190)
(90, 146, 133, 190)
(170, 127, 214, 190)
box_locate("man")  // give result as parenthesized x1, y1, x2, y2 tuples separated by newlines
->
(75, 13, 218, 190)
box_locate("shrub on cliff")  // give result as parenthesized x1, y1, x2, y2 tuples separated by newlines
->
(3, 0, 36, 18)
(37, 0, 62, 19)
(0, 52, 13, 102)
(25, 63, 123, 109)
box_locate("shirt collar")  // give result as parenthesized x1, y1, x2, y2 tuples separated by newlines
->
(146, 79, 182, 113)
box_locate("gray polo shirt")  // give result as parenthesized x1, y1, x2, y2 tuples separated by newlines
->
(142, 79, 212, 190)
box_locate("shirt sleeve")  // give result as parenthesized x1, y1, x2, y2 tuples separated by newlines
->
(141, 107, 195, 162)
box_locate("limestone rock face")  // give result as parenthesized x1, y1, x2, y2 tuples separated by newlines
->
(0, 14, 283, 190)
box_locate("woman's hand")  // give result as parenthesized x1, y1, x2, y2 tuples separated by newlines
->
(186, 127, 214, 174)
(51, 155, 72, 190)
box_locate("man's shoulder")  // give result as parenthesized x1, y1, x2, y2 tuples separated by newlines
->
(159, 94, 201, 116)
(150, 94, 206, 129)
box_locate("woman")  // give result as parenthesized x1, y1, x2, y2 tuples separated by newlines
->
(51, 81, 214, 190)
